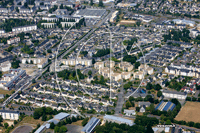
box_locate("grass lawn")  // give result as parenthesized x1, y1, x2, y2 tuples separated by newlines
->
(0, 89, 13, 95)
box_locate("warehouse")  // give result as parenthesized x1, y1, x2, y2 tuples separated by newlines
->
(103, 115, 134, 126)
(81, 117, 100, 133)
(155, 101, 176, 111)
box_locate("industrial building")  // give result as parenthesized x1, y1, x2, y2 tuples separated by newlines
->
(103, 115, 134, 126)
(81, 117, 100, 133)
(35, 112, 70, 133)
(155, 101, 176, 112)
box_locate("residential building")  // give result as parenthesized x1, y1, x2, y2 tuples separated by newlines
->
(7, 37, 20, 45)
(0, 110, 19, 120)
(124, 109, 136, 116)
(12, 25, 37, 33)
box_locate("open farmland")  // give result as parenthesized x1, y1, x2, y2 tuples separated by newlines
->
(175, 102, 200, 123)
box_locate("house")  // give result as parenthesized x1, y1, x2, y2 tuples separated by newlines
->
(124, 109, 136, 116)
(139, 105, 146, 113)
(81, 117, 100, 133)
(138, 101, 151, 107)
(0, 110, 19, 120)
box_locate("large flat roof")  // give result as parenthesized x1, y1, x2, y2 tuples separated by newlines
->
(53, 112, 70, 120)
(74, 9, 106, 18)
(104, 115, 134, 126)
(81, 117, 100, 133)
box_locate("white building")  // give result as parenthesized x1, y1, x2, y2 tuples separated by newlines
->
(22, 58, 48, 69)
(12, 25, 37, 33)
(0, 61, 11, 72)
(62, 58, 92, 66)
(0, 110, 19, 120)
(0, 8, 8, 13)
(41, 23, 56, 28)
(173, 19, 195, 27)
(42, 17, 59, 22)
(61, 22, 76, 27)
(7, 37, 20, 45)
(103, 115, 134, 126)
(124, 109, 136, 116)
(162, 90, 187, 100)
(110, 11, 119, 23)
(0, 29, 5, 35)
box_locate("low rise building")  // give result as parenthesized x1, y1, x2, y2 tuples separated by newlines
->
(81, 117, 100, 133)
(7, 37, 20, 45)
(103, 115, 134, 126)
(162, 90, 187, 100)
(0, 110, 19, 120)
(12, 25, 37, 33)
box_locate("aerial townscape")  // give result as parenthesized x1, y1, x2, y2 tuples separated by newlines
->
(1, 0, 200, 133)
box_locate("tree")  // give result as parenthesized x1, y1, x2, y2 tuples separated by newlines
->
(146, 83, 153, 90)
(32, 79, 36, 83)
(0, 71, 2, 77)
(154, 84, 162, 91)
(98, 0, 103, 7)
(60, 126, 67, 132)
(92, 59, 96, 64)
(157, 91, 162, 97)
(145, 125, 154, 133)
(14, 120, 18, 125)
(165, 119, 171, 125)
(4, 123, 8, 129)
(11, 60, 20, 68)
(54, 126, 60, 133)
(88, 70, 92, 76)
(42, 114, 47, 121)
(134, 62, 140, 69)
(186, 97, 191, 101)
(47, 49, 52, 53)
(82, 117, 89, 126)
(90, 0, 93, 5)
(50, 122, 55, 129)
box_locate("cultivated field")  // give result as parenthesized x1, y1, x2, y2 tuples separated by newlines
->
(175, 101, 200, 123)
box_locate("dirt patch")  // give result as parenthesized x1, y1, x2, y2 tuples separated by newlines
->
(120, 20, 136, 24)
(71, 120, 83, 126)
(12, 125, 32, 133)
(175, 101, 200, 123)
